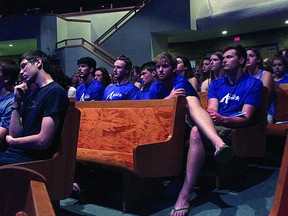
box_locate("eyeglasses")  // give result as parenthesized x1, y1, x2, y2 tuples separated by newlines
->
(20, 61, 32, 70)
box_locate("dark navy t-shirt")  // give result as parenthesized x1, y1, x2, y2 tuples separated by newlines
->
(8, 82, 70, 161)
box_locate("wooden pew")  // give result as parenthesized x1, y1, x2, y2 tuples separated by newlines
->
(269, 131, 288, 216)
(0, 166, 55, 216)
(75, 96, 187, 211)
(13, 106, 81, 210)
(266, 84, 288, 137)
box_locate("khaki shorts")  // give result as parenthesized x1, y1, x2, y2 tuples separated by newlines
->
(185, 114, 232, 147)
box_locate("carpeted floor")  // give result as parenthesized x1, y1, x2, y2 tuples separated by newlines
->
(60, 156, 281, 216)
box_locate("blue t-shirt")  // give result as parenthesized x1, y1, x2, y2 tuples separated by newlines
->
(275, 76, 288, 84)
(76, 79, 104, 101)
(103, 82, 139, 100)
(208, 74, 263, 117)
(134, 81, 168, 100)
(166, 74, 199, 98)
(0, 92, 14, 129)
(257, 69, 275, 116)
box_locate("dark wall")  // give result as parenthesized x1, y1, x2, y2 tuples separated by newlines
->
(101, 0, 191, 66)
(168, 27, 288, 67)
(0, 15, 41, 40)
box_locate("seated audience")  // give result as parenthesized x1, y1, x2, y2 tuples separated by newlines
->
(94, 67, 112, 88)
(176, 56, 198, 91)
(76, 57, 104, 101)
(154, 51, 230, 161)
(200, 56, 212, 92)
(170, 44, 263, 216)
(134, 61, 168, 100)
(246, 47, 274, 123)
(72, 72, 82, 89)
(50, 65, 76, 98)
(0, 59, 19, 150)
(201, 52, 225, 92)
(1, 50, 69, 165)
(103, 55, 139, 100)
(263, 57, 273, 73)
(193, 65, 204, 91)
(272, 54, 288, 84)
(131, 65, 142, 89)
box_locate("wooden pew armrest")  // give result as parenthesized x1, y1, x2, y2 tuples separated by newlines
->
(232, 124, 266, 157)
(134, 138, 184, 178)
(23, 180, 55, 215)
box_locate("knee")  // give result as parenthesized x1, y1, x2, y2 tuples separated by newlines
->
(190, 126, 201, 142)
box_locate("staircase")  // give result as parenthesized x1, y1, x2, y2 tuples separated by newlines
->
(94, 0, 152, 46)
(55, 0, 151, 70)
(56, 38, 116, 67)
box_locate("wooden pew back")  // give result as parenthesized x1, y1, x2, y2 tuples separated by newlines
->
(77, 102, 172, 153)
(274, 84, 288, 122)
(266, 84, 288, 137)
(75, 97, 187, 211)
(76, 96, 187, 177)
(14, 106, 81, 201)
(0, 166, 54, 216)
(269, 131, 288, 215)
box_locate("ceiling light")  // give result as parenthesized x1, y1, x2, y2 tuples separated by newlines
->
(285, 20, 288, 24)
(222, 30, 228, 35)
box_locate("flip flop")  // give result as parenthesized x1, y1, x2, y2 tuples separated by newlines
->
(170, 206, 190, 216)
(214, 144, 232, 165)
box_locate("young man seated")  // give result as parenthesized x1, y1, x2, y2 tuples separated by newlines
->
(134, 61, 168, 100)
(103, 55, 139, 100)
(1, 50, 69, 165)
(170, 44, 263, 216)
(154, 52, 229, 167)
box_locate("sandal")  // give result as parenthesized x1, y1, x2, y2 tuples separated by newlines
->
(214, 144, 232, 165)
(170, 205, 190, 216)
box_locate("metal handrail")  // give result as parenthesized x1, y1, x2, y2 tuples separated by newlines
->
(56, 38, 116, 67)
(94, 0, 151, 45)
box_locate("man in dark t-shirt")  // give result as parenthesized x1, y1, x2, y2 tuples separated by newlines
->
(0, 50, 69, 165)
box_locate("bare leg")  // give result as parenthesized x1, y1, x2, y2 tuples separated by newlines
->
(186, 96, 225, 153)
(170, 126, 206, 216)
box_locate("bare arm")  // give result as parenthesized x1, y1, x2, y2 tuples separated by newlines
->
(6, 116, 59, 150)
(200, 79, 209, 92)
(0, 127, 8, 144)
(9, 104, 22, 137)
(261, 71, 274, 96)
(9, 82, 29, 136)
(164, 88, 186, 99)
(188, 77, 199, 92)
(207, 100, 258, 128)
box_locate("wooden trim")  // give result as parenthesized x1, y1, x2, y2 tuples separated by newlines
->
(269, 131, 288, 215)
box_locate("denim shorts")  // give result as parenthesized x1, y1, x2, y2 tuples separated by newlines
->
(0, 150, 32, 166)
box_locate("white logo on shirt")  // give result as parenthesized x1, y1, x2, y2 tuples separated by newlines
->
(220, 93, 240, 104)
(80, 93, 90, 101)
(106, 91, 122, 100)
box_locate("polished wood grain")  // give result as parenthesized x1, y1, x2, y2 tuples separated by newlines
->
(76, 97, 186, 177)
(267, 84, 288, 137)
(269, 131, 288, 216)
(75, 97, 187, 211)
